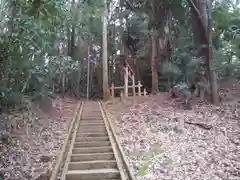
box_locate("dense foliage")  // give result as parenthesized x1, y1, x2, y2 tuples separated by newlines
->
(0, 0, 240, 109)
(0, 0, 104, 110)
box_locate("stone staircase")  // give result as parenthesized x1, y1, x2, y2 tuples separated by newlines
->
(61, 101, 122, 180)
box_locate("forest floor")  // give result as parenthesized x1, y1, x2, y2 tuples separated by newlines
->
(0, 97, 78, 180)
(1, 79, 240, 180)
(105, 78, 240, 180)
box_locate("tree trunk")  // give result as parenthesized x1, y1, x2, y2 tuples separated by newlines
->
(166, 8, 172, 61)
(86, 37, 91, 100)
(189, 0, 219, 104)
(207, 0, 219, 104)
(102, 0, 111, 101)
(68, 0, 75, 58)
(76, 38, 83, 98)
(226, 52, 233, 76)
(151, 30, 159, 94)
(62, 73, 65, 96)
(90, 60, 93, 98)
(67, 29, 71, 56)
(70, 26, 75, 57)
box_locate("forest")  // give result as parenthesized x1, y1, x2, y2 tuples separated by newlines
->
(0, 0, 240, 180)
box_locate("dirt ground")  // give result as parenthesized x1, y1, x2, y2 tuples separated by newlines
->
(0, 78, 239, 180)
(0, 97, 78, 180)
(105, 79, 240, 180)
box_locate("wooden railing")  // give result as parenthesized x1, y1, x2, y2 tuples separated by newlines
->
(110, 81, 147, 100)
(109, 55, 147, 101)
(124, 59, 135, 76)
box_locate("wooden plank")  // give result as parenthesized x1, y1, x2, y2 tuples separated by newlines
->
(113, 86, 124, 89)
(113, 84, 142, 89)
(100, 101, 136, 180)
(72, 147, 113, 154)
(66, 169, 120, 180)
(60, 102, 84, 180)
(68, 160, 117, 170)
(99, 102, 127, 180)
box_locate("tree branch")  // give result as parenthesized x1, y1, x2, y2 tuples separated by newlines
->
(187, 0, 209, 43)
(125, 0, 135, 12)
(185, 121, 212, 130)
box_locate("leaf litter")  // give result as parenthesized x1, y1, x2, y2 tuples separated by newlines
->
(106, 94, 240, 180)
(0, 97, 78, 180)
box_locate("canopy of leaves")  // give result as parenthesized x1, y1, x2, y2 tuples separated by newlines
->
(1, 0, 240, 107)
(0, 0, 105, 108)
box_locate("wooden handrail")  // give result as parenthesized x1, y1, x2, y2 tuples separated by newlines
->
(110, 81, 146, 100)
(124, 59, 135, 75)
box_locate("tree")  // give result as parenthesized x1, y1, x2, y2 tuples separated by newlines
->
(188, 0, 219, 104)
(1, 0, 240, 108)
(102, 0, 111, 101)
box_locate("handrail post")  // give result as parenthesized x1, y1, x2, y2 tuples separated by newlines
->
(138, 81, 141, 96)
(120, 90, 124, 103)
(132, 75, 136, 98)
(144, 88, 147, 96)
(124, 67, 128, 97)
(111, 83, 115, 100)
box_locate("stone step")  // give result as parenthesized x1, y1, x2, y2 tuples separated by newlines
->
(78, 128, 107, 134)
(81, 119, 103, 122)
(79, 125, 105, 129)
(82, 110, 101, 112)
(82, 112, 102, 115)
(80, 120, 104, 123)
(62, 103, 123, 180)
(80, 122, 104, 126)
(79, 124, 105, 128)
(81, 115, 102, 117)
(83, 101, 100, 106)
(78, 129, 106, 133)
(74, 141, 111, 148)
(70, 152, 115, 162)
(75, 136, 109, 142)
(72, 146, 113, 154)
(68, 160, 117, 170)
(76, 132, 108, 137)
(66, 169, 120, 180)
(81, 116, 103, 119)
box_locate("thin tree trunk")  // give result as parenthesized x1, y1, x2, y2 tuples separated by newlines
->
(151, 30, 159, 94)
(166, 8, 172, 60)
(62, 73, 65, 96)
(226, 52, 233, 76)
(120, 17, 126, 55)
(86, 37, 91, 100)
(90, 60, 93, 98)
(67, 0, 75, 57)
(207, 0, 219, 104)
(102, 0, 111, 101)
(70, 26, 75, 57)
(67, 29, 71, 56)
(76, 37, 82, 98)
